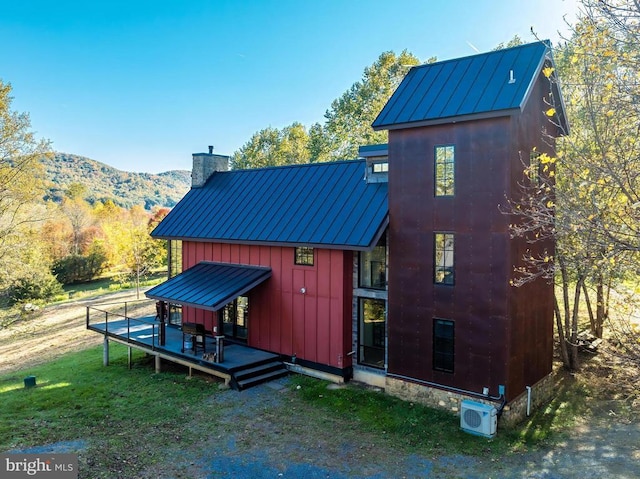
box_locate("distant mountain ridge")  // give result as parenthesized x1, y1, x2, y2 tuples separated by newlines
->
(43, 153, 191, 210)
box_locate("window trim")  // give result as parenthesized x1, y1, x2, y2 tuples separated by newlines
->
(434, 232, 455, 285)
(168, 240, 182, 279)
(529, 150, 541, 186)
(358, 297, 387, 370)
(433, 318, 455, 373)
(294, 246, 314, 266)
(434, 144, 455, 197)
(358, 235, 387, 290)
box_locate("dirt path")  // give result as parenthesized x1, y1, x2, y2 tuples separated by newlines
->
(2, 290, 640, 478)
(0, 290, 146, 375)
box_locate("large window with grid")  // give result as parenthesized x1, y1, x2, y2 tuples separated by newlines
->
(433, 318, 455, 372)
(435, 145, 455, 196)
(434, 233, 455, 285)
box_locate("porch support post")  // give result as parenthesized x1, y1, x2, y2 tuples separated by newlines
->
(103, 335, 109, 366)
(155, 354, 161, 373)
(128, 347, 132, 369)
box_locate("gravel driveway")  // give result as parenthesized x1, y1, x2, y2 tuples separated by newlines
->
(14, 378, 638, 479)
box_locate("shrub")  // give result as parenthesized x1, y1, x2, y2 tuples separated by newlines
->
(53, 249, 107, 284)
(8, 269, 63, 304)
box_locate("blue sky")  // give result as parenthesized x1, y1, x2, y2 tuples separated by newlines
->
(2, 0, 580, 173)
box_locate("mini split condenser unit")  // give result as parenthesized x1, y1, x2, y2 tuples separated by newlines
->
(460, 400, 497, 438)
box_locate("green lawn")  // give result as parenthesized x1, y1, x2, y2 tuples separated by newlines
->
(2, 343, 580, 464)
(61, 271, 166, 300)
(0, 344, 215, 475)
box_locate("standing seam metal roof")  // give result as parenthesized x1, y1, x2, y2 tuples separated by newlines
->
(151, 159, 388, 250)
(145, 262, 272, 311)
(372, 41, 552, 130)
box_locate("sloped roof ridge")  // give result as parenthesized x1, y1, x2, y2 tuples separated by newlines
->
(223, 158, 362, 175)
(410, 40, 550, 72)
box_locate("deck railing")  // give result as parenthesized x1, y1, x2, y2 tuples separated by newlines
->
(86, 299, 159, 349)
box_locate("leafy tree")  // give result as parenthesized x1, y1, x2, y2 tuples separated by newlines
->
(0, 80, 51, 281)
(493, 34, 524, 50)
(65, 182, 88, 200)
(231, 123, 311, 169)
(53, 242, 107, 284)
(509, 6, 640, 369)
(232, 50, 421, 169)
(321, 50, 420, 160)
(7, 268, 63, 304)
(61, 196, 93, 255)
(110, 206, 165, 298)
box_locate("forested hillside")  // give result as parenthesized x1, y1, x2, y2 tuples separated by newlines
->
(43, 153, 191, 209)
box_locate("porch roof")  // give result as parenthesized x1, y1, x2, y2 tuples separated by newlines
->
(146, 262, 271, 311)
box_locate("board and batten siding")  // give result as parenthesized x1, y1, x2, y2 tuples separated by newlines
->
(181, 241, 353, 371)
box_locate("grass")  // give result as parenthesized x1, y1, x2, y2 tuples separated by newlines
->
(0, 344, 216, 477)
(0, 342, 613, 477)
(289, 372, 584, 456)
(61, 271, 166, 301)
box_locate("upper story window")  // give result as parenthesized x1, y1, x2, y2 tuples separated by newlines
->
(528, 150, 541, 186)
(359, 235, 387, 290)
(434, 233, 455, 285)
(371, 161, 388, 173)
(294, 247, 314, 266)
(435, 145, 455, 196)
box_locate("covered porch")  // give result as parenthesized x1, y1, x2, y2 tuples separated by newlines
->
(86, 302, 288, 390)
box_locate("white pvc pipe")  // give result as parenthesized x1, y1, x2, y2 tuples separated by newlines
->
(526, 385, 532, 416)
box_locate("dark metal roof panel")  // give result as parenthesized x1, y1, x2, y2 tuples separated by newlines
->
(372, 41, 551, 129)
(145, 262, 272, 311)
(152, 160, 389, 249)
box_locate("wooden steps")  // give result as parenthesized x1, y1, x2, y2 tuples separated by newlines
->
(230, 358, 289, 390)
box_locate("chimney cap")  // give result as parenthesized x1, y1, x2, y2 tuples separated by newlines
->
(208, 145, 214, 154)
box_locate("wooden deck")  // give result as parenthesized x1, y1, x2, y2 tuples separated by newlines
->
(86, 309, 288, 389)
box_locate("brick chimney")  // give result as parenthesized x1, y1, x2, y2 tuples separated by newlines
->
(191, 145, 229, 187)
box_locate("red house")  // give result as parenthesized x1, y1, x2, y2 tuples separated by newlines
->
(141, 41, 568, 424)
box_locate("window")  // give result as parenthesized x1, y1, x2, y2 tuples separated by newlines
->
(359, 235, 387, 289)
(435, 145, 455, 196)
(169, 240, 182, 278)
(359, 298, 386, 368)
(434, 233, 455, 285)
(372, 161, 388, 173)
(529, 150, 541, 186)
(223, 296, 248, 341)
(433, 319, 454, 372)
(294, 247, 314, 266)
(168, 304, 182, 326)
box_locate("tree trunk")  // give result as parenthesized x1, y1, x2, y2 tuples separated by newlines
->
(582, 281, 596, 335)
(554, 295, 570, 368)
(136, 263, 140, 300)
(556, 256, 577, 370)
(595, 273, 605, 338)
(569, 278, 583, 370)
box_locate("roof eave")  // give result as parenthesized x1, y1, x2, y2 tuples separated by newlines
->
(153, 214, 390, 252)
(372, 108, 520, 132)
